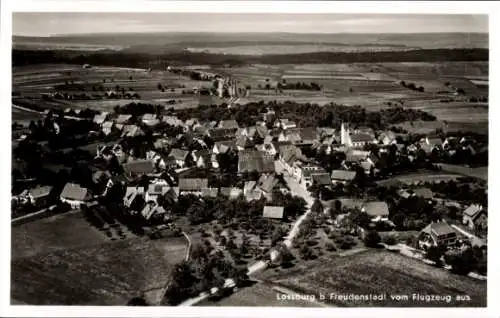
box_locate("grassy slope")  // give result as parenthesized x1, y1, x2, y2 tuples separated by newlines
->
(258, 250, 486, 307)
(11, 212, 187, 305)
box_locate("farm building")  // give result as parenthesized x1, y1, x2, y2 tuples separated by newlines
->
(243, 181, 263, 202)
(123, 186, 145, 207)
(169, 148, 189, 168)
(17, 185, 54, 206)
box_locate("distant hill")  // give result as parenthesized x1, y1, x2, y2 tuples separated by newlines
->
(13, 32, 489, 52)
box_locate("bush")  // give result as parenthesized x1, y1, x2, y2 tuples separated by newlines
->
(382, 235, 398, 246)
(326, 242, 337, 252)
(363, 230, 382, 248)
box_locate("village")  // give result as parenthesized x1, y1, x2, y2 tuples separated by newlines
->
(10, 65, 489, 305)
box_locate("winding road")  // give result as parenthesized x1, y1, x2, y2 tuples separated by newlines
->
(179, 161, 315, 306)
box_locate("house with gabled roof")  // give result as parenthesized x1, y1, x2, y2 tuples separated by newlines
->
(418, 221, 458, 250)
(115, 114, 132, 125)
(141, 113, 159, 126)
(331, 170, 357, 184)
(60, 183, 91, 208)
(121, 125, 144, 138)
(263, 206, 284, 220)
(361, 201, 390, 223)
(145, 181, 171, 204)
(243, 181, 262, 201)
(18, 185, 54, 206)
(312, 173, 332, 187)
(124, 186, 145, 207)
(123, 159, 156, 179)
(169, 148, 189, 168)
(219, 187, 243, 200)
(178, 178, 208, 196)
(102, 121, 114, 135)
(201, 187, 219, 198)
(462, 204, 487, 230)
(218, 119, 239, 131)
(274, 118, 297, 130)
(238, 150, 275, 174)
(213, 140, 235, 154)
(93, 112, 109, 125)
(141, 202, 167, 221)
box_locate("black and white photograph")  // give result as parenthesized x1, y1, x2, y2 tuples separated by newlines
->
(2, 1, 497, 317)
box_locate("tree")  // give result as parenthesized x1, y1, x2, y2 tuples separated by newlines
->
(425, 245, 443, 266)
(363, 230, 381, 248)
(311, 199, 324, 214)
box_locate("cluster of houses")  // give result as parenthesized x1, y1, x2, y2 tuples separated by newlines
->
(14, 104, 487, 245)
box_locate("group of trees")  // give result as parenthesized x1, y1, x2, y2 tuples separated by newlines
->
(426, 244, 487, 276)
(173, 100, 437, 132)
(171, 193, 306, 227)
(399, 81, 425, 93)
(163, 243, 248, 305)
(277, 81, 322, 91)
(13, 48, 488, 68)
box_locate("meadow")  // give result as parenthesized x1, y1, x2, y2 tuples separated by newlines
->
(11, 211, 187, 305)
(257, 250, 486, 307)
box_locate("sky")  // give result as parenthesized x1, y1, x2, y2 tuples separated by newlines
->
(12, 13, 488, 36)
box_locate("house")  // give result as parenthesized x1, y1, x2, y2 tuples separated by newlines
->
(330, 170, 357, 184)
(361, 201, 389, 223)
(141, 202, 167, 221)
(255, 142, 278, 156)
(102, 121, 114, 135)
(263, 206, 284, 220)
(219, 187, 243, 200)
(236, 136, 253, 151)
(153, 137, 174, 151)
(141, 113, 159, 126)
(121, 125, 144, 138)
(18, 185, 53, 205)
(297, 127, 320, 146)
(93, 112, 109, 125)
(209, 128, 235, 141)
(311, 173, 332, 187)
(60, 183, 91, 208)
(279, 144, 303, 175)
(238, 150, 275, 174)
(163, 115, 185, 127)
(145, 182, 171, 203)
(424, 137, 443, 148)
(300, 165, 327, 188)
(123, 159, 156, 178)
(178, 178, 208, 195)
(418, 221, 458, 249)
(192, 150, 213, 168)
(124, 186, 145, 207)
(217, 119, 239, 131)
(243, 181, 262, 201)
(340, 123, 376, 148)
(213, 140, 235, 154)
(462, 204, 487, 230)
(274, 118, 297, 130)
(201, 188, 219, 198)
(115, 114, 132, 125)
(169, 148, 189, 168)
(378, 131, 397, 145)
(258, 174, 279, 200)
(412, 187, 434, 200)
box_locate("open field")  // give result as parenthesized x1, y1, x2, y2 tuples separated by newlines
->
(11, 211, 187, 305)
(377, 172, 463, 187)
(13, 61, 488, 130)
(257, 250, 486, 307)
(437, 163, 488, 181)
(395, 120, 488, 135)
